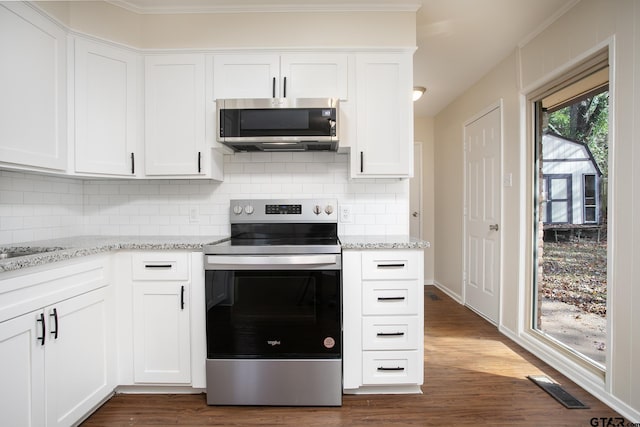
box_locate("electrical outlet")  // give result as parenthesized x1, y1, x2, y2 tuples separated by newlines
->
(189, 207, 199, 223)
(340, 205, 353, 223)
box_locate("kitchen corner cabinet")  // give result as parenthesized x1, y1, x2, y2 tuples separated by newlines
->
(144, 54, 222, 179)
(342, 249, 424, 394)
(351, 53, 413, 178)
(0, 257, 114, 427)
(0, 2, 67, 172)
(212, 53, 350, 100)
(130, 252, 191, 384)
(74, 37, 139, 177)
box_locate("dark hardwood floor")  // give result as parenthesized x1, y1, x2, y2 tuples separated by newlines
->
(82, 287, 625, 426)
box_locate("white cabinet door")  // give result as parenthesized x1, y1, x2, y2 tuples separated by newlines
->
(45, 288, 114, 427)
(212, 54, 280, 99)
(0, 3, 67, 171)
(74, 38, 138, 176)
(280, 53, 349, 100)
(353, 53, 413, 178)
(132, 282, 191, 383)
(0, 311, 46, 427)
(144, 54, 206, 176)
(212, 53, 349, 100)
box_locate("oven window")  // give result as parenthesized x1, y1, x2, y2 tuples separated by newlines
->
(205, 270, 341, 359)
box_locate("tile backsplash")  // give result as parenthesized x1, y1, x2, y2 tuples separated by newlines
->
(1, 152, 409, 245)
(0, 170, 85, 244)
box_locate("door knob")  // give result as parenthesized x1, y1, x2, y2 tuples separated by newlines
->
(489, 224, 499, 231)
(412, 212, 419, 218)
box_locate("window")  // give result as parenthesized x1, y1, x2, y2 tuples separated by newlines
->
(527, 51, 609, 374)
(583, 174, 598, 223)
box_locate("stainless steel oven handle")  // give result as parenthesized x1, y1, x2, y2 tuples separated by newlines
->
(206, 254, 339, 268)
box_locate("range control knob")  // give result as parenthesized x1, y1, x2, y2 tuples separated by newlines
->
(324, 205, 334, 215)
(313, 205, 322, 215)
(232, 205, 243, 215)
(244, 205, 254, 215)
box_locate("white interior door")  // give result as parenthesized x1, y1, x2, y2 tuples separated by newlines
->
(409, 142, 423, 238)
(464, 106, 501, 324)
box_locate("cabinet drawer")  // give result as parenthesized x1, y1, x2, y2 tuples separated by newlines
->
(131, 252, 189, 281)
(362, 280, 420, 315)
(362, 351, 422, 385)
(362, 316, 420, 350)
(361, 251, 420, 280)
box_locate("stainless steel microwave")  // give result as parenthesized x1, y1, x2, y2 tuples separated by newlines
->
(216, 98, 339, 152)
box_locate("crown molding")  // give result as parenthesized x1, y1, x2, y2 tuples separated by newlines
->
(106, 0, 421, 14)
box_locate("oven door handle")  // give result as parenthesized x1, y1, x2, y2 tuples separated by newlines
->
(206, 254, 339, 268)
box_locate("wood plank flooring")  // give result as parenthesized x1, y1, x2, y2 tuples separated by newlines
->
(82, 287, 625, 426)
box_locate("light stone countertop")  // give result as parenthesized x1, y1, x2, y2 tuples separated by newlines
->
(1, 234, 430, 273)
(339, 235, 430, 250)
(0, 235, 229, 273)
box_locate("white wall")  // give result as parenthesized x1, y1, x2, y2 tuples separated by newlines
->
(0, 153, 408, 245)
(35, 1, 415, 49)
(433, 0, 640, 420)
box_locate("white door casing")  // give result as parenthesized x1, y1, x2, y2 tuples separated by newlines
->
(410, 142, 423, 238)
(463, 105, 501, 324)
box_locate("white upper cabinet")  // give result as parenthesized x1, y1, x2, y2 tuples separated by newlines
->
(212, 53, 349, 100)
(0, 3, 67, 172)
(352, 52, 413, 178)
(280, 54, 349, 100)
(212, 54, 280, 99)
(144, 54, 222, 178)
(74, 38, 138, 177)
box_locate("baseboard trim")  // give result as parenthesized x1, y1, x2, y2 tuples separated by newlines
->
(431, 281, 463, 304)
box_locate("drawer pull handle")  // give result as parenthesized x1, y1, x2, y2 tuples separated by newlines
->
(144, 264, 172, 269)
(377, 296, 405, 301)
(377, 366, 405, 371)
(377, 332, 405, 337)
(376, 263, 405, 269)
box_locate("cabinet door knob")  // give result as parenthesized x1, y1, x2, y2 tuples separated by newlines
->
(489, 224, 499, 231)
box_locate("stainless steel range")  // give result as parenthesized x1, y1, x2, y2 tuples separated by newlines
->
(203, 199, 342, 406)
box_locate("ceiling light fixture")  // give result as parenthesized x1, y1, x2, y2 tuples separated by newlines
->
(413, 86, 426, 101)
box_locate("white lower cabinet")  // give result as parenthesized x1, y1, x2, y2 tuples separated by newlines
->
(129, 252, 192, 384)
(0, 309, 45, 427)
(0, 257, 114, 427)
(132, 282, 191, 383)
(343, 249, 424, 393)
(45, 288, 113, 427)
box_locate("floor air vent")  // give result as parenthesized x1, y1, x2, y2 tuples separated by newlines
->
(527, 375, 589, 409)
(425, 291, 440, 301)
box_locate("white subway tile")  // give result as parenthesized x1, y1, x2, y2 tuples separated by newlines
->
(1, 156, 409, 245)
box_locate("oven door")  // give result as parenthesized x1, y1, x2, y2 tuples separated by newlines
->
(205, 254, 341, 359)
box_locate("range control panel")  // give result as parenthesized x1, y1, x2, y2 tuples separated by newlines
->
(230, 199, 337, 223)
(265, 204, 302, 215)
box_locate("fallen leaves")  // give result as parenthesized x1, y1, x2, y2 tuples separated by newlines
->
(539, 240, 607, 318)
